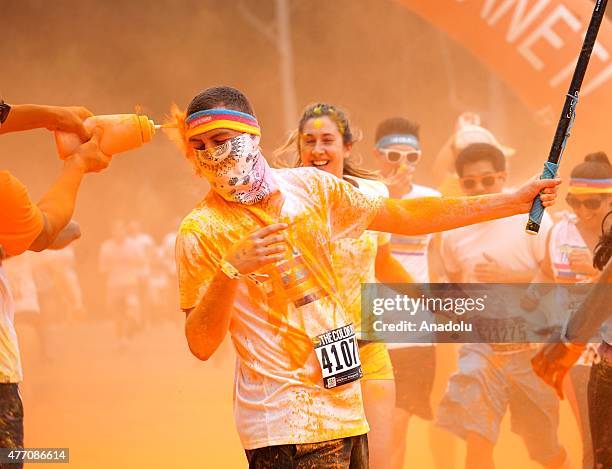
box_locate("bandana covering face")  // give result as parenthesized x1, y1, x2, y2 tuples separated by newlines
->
(194, 133, 272, 204)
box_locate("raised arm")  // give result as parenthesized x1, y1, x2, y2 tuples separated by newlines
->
(29, 128, 111, 251)
(368, 177, 560, 236)
(0, 104, 91, 140)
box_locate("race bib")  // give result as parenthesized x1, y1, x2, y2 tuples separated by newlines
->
(314, 324, 362, 389)
(474, 316, 528, 343)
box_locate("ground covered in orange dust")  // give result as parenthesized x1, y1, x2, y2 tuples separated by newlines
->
(16, 321, 583, 468)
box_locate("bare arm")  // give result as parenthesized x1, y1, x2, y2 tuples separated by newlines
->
(369, 194, 517, 235)
(368, 177, 560, 236)
(427, 234, 446, 283)
(0, 104, 91, 140)
(374, 243, 415, 283)
(29, 162, 86, 251)
(184, 269, 240, 361)
(566, 259, 612, 343)
(183, 223, 288, 361)
(29, 128, 110, 251)
(445, 269, 463, 283)
(48, 221, 81, 250)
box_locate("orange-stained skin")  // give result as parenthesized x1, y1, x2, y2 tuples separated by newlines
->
(175, 167, 384, 447)
(370, 194, 517, 237)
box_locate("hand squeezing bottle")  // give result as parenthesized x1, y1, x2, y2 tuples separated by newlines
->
(55, 114, 159, 159)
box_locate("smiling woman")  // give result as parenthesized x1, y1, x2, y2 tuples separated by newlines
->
(274, 102, 418, 469)
(274, 103, 378, 181)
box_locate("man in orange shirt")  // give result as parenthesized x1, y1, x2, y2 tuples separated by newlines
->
(0, 100, 112, 465)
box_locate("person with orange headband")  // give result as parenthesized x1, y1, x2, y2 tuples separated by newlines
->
(526, 152, 612, 469)
(173, 86, 561, 468)
(0, 100, 112, 465)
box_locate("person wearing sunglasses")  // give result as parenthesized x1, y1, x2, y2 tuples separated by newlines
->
(532, 210, 612, 469)
(529, 152, 612, 469)
(372, 117, 423, 200)
(433, 112, 515, 197)
(277, 103, 418, 469)
(436, 143, 569, 469)
(550, 153, 612, 283)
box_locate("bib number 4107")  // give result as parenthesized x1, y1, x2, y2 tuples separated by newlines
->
(314, 324, 363, 389)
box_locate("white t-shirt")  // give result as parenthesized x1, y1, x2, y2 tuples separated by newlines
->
(129, 232, 155, 277)
(549, 212, 612, 345)
(176, 168, 383, 450)
(440, 213, 553, 351)
(161, 232, 177, 276)
(441, 213, 553, 283)
(0, 267, 22, 382)
(99, 238, 146, 289)
(332, 177, 390, 336)
(4, 252, 39, 314)
(389, 184, 441, 283)
(33, 247, 81, 308)
(387, 184, 441, 349)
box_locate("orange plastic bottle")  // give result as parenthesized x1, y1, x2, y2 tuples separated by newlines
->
(54, 114, 157, 159)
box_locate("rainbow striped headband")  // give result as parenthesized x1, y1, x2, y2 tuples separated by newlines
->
(185, 109, 261, 139)
(568, 177, 612, 194)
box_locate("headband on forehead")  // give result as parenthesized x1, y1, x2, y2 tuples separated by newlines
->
(185, 109, 261, 139)
(568, 177, 612, 194)
(375, 134, 420, 151)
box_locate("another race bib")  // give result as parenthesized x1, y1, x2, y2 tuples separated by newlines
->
(474, 316, 528, 343)
(314, 324, 362, 389)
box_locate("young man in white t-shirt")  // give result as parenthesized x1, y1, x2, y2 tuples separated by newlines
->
(174, 87, 561, 468)
(372, 117, 448, 469)
(436, 143, 568, 469)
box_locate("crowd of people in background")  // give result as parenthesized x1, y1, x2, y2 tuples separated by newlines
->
(1, 90, 610, 469)
(3, 218, 180, 353)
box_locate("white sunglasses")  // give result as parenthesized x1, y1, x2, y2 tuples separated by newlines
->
(378, 148, 422, 164)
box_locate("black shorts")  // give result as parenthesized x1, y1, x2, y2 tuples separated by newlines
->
(589, 342, 612, 469)
(0, 383, 24, 469)
(389, 346, 436, 420)
(245, 434, 368, 469)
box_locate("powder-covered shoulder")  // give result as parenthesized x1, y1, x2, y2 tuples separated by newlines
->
(273, 166, 340, 198)
(273, 166, 329, 186)
(177, 201, 221, 241)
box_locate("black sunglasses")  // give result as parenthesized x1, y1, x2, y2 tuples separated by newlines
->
(566, 195, 603, 210)
(459, 172, 504, 190)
